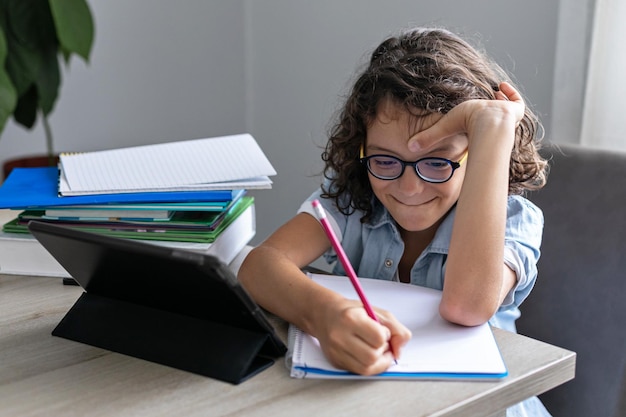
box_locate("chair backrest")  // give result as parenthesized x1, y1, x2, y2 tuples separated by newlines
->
(517, 143, 626, 417)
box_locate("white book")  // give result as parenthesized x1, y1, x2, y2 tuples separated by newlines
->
(0, 228, 71, 277)
(0, 204, 255, 278)
(58, 133, 276, 196)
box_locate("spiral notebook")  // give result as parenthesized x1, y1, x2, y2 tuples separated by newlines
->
(289, 273, 508, 380)
(58, 133, 277, 196)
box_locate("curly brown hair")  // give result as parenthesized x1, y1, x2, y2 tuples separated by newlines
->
(320, 27, 548, 222)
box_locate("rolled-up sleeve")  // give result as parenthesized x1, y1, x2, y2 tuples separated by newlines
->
(499, 195, 544, 309)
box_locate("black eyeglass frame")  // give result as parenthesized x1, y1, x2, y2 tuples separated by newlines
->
(359, 145, 468, 184)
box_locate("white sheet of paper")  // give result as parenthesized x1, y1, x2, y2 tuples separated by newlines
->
(290, 273, 507, 380)
(59, 133, 276, 195)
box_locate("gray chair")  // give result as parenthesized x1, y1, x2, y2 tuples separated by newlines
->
(517, 143, 626, 417)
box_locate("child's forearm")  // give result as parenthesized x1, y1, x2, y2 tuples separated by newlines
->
(441, 127, 515, 325)
(237, 245, 343, 336)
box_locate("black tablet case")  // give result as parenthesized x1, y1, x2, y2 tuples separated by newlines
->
(28, 220, 287, 385)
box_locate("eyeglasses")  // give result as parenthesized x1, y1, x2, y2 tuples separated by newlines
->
(359, 145, 468, 183)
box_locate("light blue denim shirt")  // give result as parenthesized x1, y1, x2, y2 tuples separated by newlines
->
(299, 189, 544, 334)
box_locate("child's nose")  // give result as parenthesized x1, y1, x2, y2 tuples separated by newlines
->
(395, 167, 426, 194)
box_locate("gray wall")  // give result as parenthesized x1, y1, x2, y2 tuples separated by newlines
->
(0, 1, 564, 247)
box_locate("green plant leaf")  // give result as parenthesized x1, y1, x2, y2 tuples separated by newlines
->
(35, 40, 60, 116)
(13, 84, 38, 128)
(1, 0, 51, 96)
(49, 0, 94, 62)
(0, 27, 18, 133)
(0, 0, 93, 143)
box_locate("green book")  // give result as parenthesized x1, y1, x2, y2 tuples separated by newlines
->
(3, 197, 254, 244)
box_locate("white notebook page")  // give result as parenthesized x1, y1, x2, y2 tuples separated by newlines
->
(290, 273, 507, 379)
(59, 133, 276, 194)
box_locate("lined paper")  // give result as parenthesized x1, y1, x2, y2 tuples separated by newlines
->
(59, 134, 276, 195)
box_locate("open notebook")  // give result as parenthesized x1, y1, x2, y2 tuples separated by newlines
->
(289, 273, 508, 380)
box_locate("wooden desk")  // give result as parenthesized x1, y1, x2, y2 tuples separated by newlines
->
(0, 273, 574, 417)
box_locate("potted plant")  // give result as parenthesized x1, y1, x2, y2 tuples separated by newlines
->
(0, 0, 94, 178)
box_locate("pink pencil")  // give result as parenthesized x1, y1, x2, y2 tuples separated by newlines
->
(312, 199, 397, 363)
(311, 199, 379, 321)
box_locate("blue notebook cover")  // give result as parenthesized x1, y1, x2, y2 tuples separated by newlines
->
(0, 167, 242, 209)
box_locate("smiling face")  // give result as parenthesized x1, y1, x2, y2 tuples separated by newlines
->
(365, 101, 468, 236)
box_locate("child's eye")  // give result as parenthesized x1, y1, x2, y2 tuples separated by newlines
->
(374, 158, 400, 168)
(421, 160, 450, 170)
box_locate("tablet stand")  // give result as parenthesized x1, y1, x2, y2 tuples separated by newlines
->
(53, 292, 279, 384)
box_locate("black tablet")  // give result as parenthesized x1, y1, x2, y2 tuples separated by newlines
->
(29, 220, 287, 384)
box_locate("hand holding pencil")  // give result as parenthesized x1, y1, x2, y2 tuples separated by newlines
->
(311, 199, 411, 370)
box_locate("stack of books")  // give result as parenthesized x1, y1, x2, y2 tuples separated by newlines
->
(0, 133, 276, 278)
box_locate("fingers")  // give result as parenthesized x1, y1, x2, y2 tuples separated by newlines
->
(407, 81, 525, 153)
(498, 81, 524, 104)
(497, 81, 526, 129)
(406, 110, 466, 153)
(320, 304, 409, 375)
(376, 310, 412, 361)
(324, 332, 395, 376)
(494, 90, 509, 101)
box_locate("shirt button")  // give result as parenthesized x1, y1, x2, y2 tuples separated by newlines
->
(384, 259, 393, 268)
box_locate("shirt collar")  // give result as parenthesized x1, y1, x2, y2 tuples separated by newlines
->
(367, 198, 456, 255)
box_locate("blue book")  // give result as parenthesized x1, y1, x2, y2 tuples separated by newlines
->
(0, 168, 242, 209)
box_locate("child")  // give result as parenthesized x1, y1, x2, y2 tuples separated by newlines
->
(238, 27, 550, 416)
